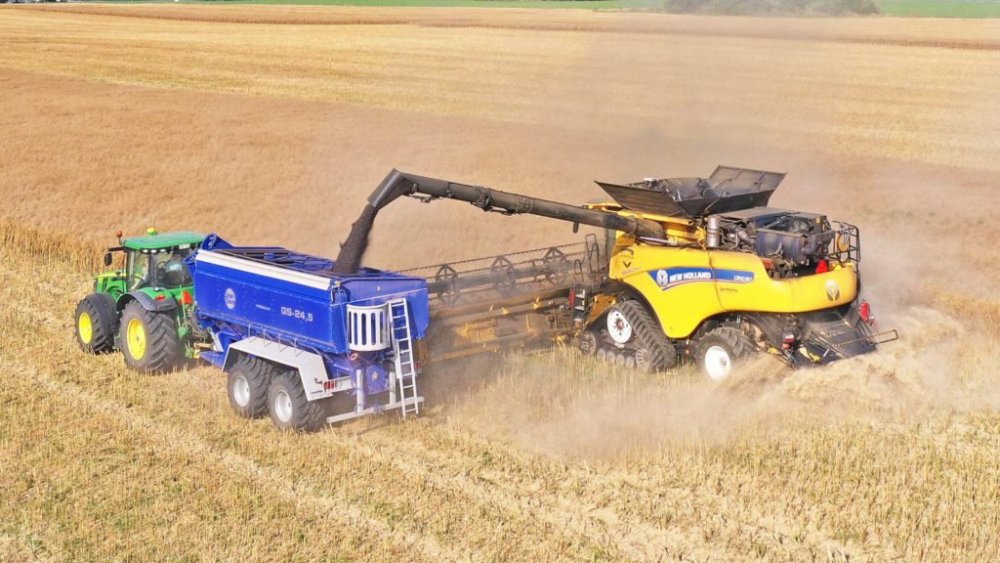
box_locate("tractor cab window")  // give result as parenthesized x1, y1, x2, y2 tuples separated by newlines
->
(154, 248, 194, 288)
(127, 250, 153, 290)
(126, 247, 194, 290)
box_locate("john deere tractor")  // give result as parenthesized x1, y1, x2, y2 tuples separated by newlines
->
(74, 229, 204, 373)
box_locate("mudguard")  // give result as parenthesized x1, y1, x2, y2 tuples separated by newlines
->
(121, 290, 178, 313)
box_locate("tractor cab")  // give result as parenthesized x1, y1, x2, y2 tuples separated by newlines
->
(120, 230, 204, 291)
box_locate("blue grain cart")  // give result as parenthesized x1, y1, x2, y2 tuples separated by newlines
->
(190, 234, 430, 431)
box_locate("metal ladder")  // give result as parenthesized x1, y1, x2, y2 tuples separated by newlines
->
(389, 298, 420, 417)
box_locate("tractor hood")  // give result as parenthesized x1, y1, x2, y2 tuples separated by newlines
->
(596, 165, 785, 218)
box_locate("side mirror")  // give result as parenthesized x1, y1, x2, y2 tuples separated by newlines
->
(104, 252, 113, 267)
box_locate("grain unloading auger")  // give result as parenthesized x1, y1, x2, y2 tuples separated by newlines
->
(335, 167, 897, 378)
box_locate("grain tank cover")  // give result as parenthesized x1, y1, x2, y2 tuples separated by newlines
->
(596, 165, 785, 218)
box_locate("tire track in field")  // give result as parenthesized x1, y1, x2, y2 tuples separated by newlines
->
(0, 350, 461, 562)
(341, 425, 690, 560)
(368, 421, 863, 561)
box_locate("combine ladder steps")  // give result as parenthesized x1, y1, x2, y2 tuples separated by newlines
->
(389, 298, 420, 417)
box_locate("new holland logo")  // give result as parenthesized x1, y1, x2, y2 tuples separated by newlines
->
(825, 280, 841, 301)
(224, 288, 237, 310)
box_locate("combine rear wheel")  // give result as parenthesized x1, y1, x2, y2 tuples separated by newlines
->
(228, 356, 277, 418)
(74, 293, 117, 354)
(605, 301, 676, 373)
(695, 326, 754, 382)
(119, 301, 183, 373)
(267, 371, 327, 432)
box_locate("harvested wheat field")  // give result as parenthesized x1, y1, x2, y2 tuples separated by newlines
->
(1, 4, 998, 561)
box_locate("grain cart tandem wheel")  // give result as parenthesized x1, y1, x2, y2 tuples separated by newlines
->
(74, 293, 118, 354)
(605, 301, 676, 373)
(227, 356, 277, 419)
(267, 371, 327, 433)
(119, 300, 183, 373)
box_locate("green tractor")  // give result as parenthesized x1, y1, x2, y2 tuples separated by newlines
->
(74, 228, 205, 373)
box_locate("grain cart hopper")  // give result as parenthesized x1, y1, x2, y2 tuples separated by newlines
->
(334, 168, 896, 380)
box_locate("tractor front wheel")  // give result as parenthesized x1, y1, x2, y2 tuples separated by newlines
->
(695, 326, 754, 382)
(75, 293, 118, 354)
(119, 300, 183, 373)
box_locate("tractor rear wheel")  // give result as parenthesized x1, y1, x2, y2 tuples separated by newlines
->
(606, 301, 676, 373)
(695, 326, 754, 382)
(74, 293, 118, 354)
(267, 371, 327, 432)
(119, 300, 183, 373)
(227, 356, 276, 419)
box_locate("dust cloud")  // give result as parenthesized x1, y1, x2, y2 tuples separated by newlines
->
(432, 161, 999, 461)
(436, 299, 994, 462)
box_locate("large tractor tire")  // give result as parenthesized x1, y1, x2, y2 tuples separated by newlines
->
(119, 300, 183, 373)
(74, 293, 118, 354)
(605, 300, 676, 373)
(266, 371, 327, 432)
(227, 355, 277, 419)
(695, 326, 755, 382)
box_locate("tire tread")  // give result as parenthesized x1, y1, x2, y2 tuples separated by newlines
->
(616, 300, 676, 372)
(120, 300, 182, 373)
(75, 293, 117, 354)
(268, 371, 327, 432)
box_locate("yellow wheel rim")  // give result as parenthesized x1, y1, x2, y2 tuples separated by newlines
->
(126, 318, 147, 360)
(78, 312, 93, 344)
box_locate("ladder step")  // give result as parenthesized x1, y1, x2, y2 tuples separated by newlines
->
(390, 298, 418, 418)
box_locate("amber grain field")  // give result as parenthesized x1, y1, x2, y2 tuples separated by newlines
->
(1, 5, 998, 561)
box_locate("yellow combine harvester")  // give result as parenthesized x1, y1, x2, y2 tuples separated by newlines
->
(334, 167, 896, 380)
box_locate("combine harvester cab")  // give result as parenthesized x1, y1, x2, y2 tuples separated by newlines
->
(190, 234, 429, 431)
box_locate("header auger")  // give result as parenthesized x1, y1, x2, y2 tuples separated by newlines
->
(75, 166, 896, 432)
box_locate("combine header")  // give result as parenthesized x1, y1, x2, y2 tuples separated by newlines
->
(74, 166, 896, 431)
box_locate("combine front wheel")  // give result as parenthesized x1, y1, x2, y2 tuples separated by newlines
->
(695, 326, 754, 382)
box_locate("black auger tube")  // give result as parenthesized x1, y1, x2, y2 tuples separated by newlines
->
(333, 169, 663, 275)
